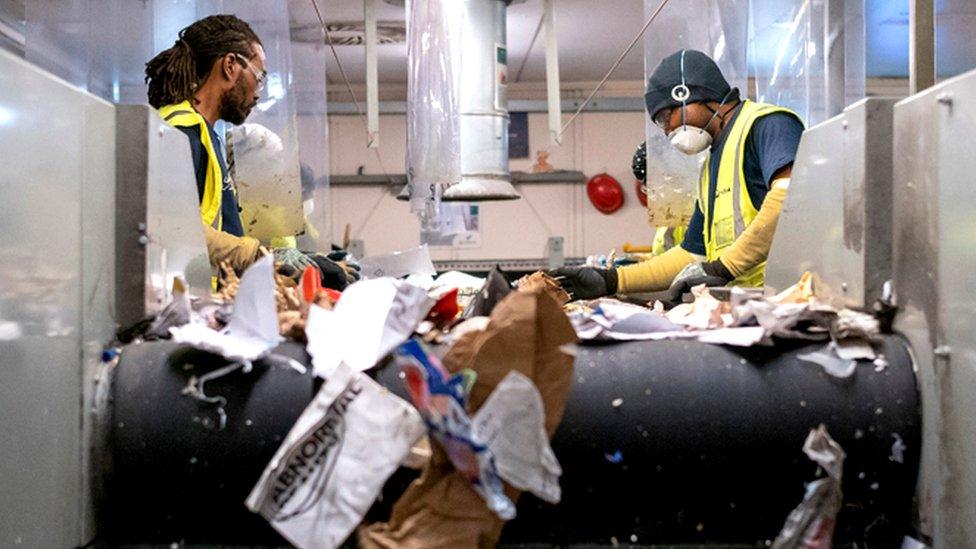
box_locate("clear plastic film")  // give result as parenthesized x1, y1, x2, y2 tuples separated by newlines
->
(288, 7, 333, 252)
(405, 0, 463, 224)
(219, 1, 305, 245)
(25, 1, 307, 246)
(748, 0, 826, 125)
(748, 0, 865, 126)
(843, 0, 866, 109)
(25, 0, 155, 102)
(642, 0, 749, 229)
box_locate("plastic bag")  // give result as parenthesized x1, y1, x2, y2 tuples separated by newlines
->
(404, 0, 463, 223)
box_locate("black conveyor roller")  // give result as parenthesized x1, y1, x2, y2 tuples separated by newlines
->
(108, 335, 920, 546)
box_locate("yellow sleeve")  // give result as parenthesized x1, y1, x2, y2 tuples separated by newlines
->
(617, 245, 696, 293)
(718, 178, 789, 278)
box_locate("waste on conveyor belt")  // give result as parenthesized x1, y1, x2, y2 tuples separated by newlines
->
(112, 250, 578, 548)
(111, 246, 895, 548)
(567, 271, 885, 379)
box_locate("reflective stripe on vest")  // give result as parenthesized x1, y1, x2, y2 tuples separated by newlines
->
(158, 101, 223, 231)
(698, 100, 799, 287)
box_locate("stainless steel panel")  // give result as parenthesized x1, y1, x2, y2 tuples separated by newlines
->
(893, 67, 976, 545)
(80, 75, 117, 543)
(848, 98, 896, 303)
(0, 48, 116, 547)
(115, 105, 210, 329)
(766, 98, 896, 307)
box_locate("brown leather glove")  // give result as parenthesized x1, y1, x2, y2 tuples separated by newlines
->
(203, 225, 266, 272)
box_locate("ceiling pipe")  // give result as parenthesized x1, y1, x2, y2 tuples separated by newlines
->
(400, 0, 522, 203)
(443, 0, 521, 200)
(364, 0, 380, 147)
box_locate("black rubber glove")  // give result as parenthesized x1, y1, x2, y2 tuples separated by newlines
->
(548, 266, 618, 301)
(660, 259, 732, 307)
(308, 253, 350, 291)
(324, 250, 361, 283)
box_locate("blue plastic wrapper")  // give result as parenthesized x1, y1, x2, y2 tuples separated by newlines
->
(395, 338, 516, 519)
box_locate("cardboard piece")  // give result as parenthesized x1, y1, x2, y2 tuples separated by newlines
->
(360, 288, 576, 548)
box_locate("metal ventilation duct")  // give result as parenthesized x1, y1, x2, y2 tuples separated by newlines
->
(444, 0, 520, 201)
(399, 0, 521, 203)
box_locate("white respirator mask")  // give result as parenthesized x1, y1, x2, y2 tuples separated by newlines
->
(665, 50, 733, 156)
(668, 123, 714, 155)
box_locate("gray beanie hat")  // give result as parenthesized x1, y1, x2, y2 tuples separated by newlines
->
(644, 49, 738, 119)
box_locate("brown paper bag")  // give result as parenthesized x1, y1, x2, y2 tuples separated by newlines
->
(359, 288, 576, 548)
(515, 271, 571, 307)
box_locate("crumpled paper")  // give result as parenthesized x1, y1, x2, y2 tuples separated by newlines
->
(516, 271, 570, 306)
(359, 245, 437, 279)
(360, 288, 576, 548)
(798, 348, 858, 379)
(570, 298, 681, 341)
(246, 362, 426, 549)
(472, 370, 562, 504)
(146, 277, 192, 338)
(569, 272, 883, 353)
(305, 278, 435, 378)
(772, 424, 846, 549)
(169, 256, 283, 362)
(665, 284, 731, 330)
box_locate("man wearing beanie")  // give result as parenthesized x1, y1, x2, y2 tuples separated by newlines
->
(552, 49, 804, 303)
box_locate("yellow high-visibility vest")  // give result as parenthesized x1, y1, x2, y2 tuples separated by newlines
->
(158, 101, 224, 231)
(699, 100, 799, 287)
(651, 225, 687, 256)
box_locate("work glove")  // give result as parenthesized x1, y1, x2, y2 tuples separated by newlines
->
(204, 225, 265, 271)
(308, 253, 352, 291)
(273, 247, 315, 273)
(548, 266, 618, 301)
(661, 259, 732, 306)
(323, 250, 362, 283)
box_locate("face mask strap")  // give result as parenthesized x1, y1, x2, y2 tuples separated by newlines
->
(701, 87, 736, 130)
(679, 49, 688, 127)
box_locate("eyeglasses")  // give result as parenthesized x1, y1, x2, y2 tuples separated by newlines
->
(653, 107, 674, 130)
(234, 53, 267, 92)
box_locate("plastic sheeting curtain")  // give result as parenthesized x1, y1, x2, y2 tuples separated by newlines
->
(289, 8, 332, 252)
(25, 0, 155, 102)
(642, 0, 749, 230)
(24, 0, 315, 247)
(404, 0, 463, 224)
(748, 0, 865, 126)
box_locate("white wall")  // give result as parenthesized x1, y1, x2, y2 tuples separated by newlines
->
(324, 111, 658, 260)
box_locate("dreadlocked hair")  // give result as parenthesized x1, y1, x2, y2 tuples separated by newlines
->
(145, 14, 261, 109)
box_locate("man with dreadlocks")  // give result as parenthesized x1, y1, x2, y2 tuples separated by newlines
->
(145, 14, 270, 272)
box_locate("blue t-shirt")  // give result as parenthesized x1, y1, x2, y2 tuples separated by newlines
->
(680, 106, 804, 255)
(176, 124, 246, 237)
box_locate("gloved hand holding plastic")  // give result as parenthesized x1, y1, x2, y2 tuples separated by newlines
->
(548, 266, 617, 301)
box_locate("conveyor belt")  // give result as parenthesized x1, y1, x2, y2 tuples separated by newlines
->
(107, 335, 920, 546)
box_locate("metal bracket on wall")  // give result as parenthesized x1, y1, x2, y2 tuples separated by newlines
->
(546, 236, 564, 269)
(433, 256, 583, 274)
